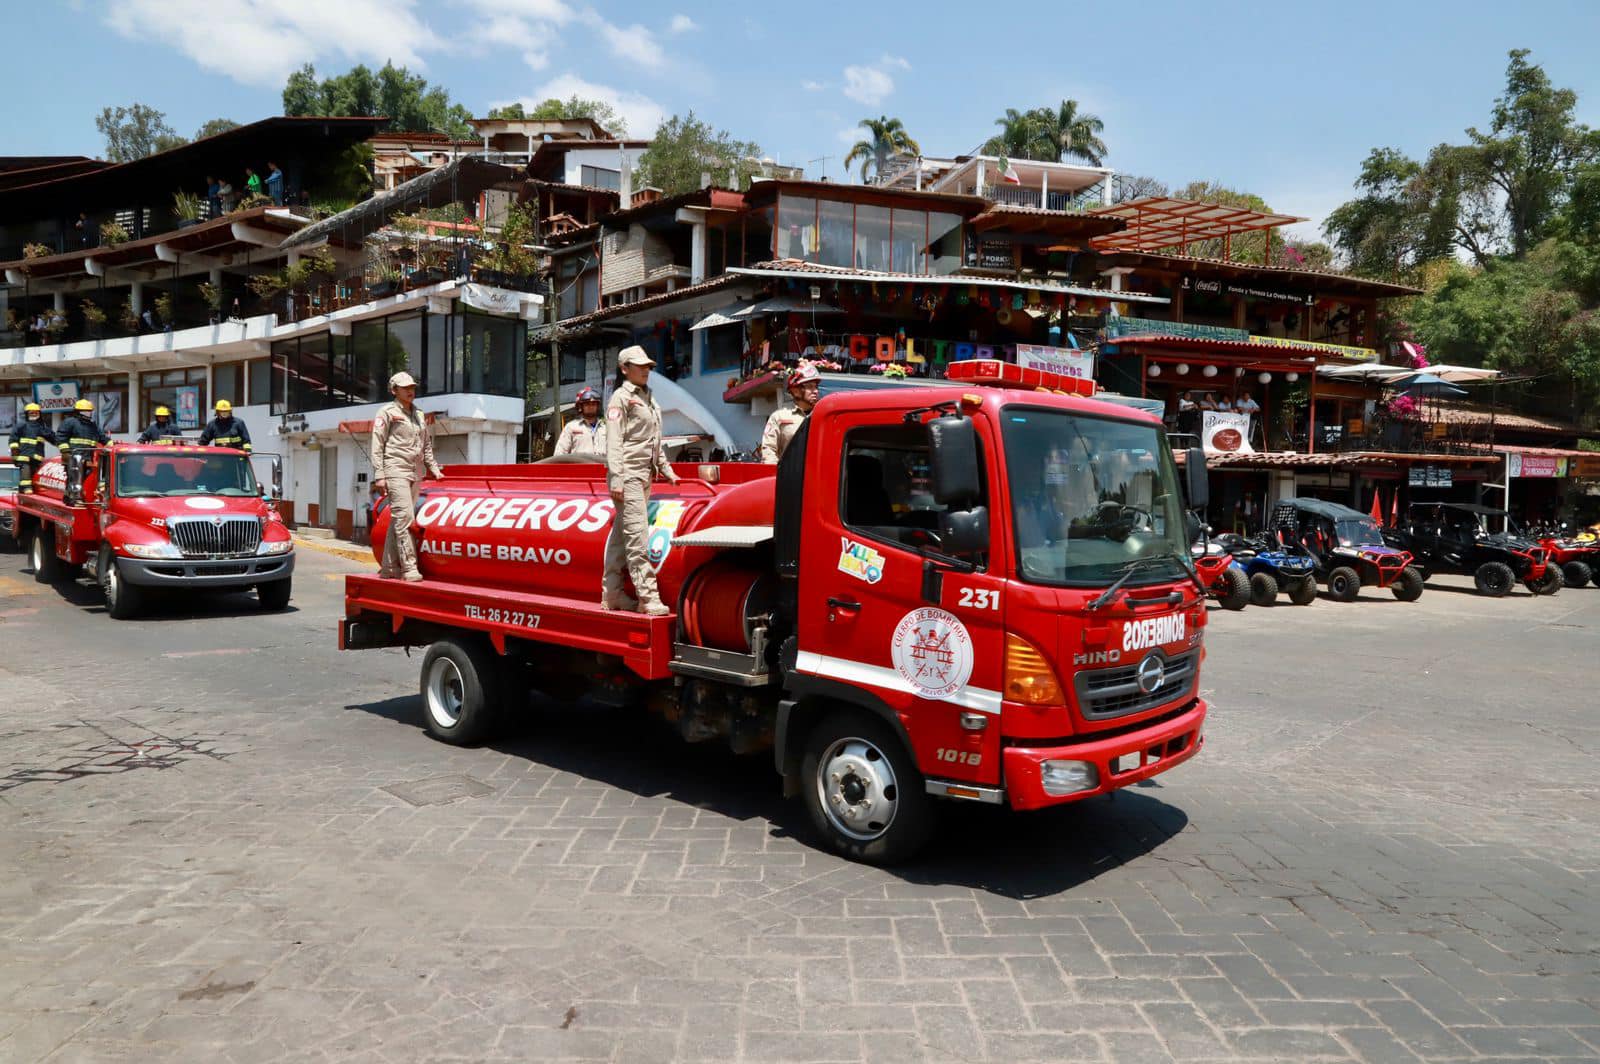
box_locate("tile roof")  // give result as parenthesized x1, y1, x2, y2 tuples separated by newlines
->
(1431, 404, 1584, 434)
(555, 274, 745, 330)
(1097, 249, 1422, 298)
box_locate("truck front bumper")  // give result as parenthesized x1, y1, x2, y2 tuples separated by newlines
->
(118, 552, 294, 589)
(1002, 699, 1206, 811)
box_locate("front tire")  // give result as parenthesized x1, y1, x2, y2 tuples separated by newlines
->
(1287, 575, 1318, 606)
(1474, 561, 1515, 597)
(1525, 566, 1563, 596)
(1391, 567, 1425, 602)
(419, 636, 503, 745)
(801, 710, 934, 865)
(257, 578, 292, 610)
(1325, 566, 1361, 602)
(31, 527, 60, 583)
(101, 548, 143, 619)
(1249, 571, 1278, 607)
(1215, 567, 1251, 610)
(1561, 560, 1591, 588)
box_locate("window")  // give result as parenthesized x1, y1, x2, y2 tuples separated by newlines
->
(579, 165, 621, 191)
(348, 321, 388, 406)
(300, 332, 338, 410)
(777, 195, 815, 260)
(426, 312, 451, 394)
(841, 423, 983, 554)
(213, 362, 244, 407)
(460, 310, 522, 397)
(702, 324, 743, 373)
(928, 213, 963, 275)
(388, 313, 424, 385)
(140, 368, 207, 429)
(560, 350, 587, 384)
(890, 208, 926, 274)
(817, 198, 854, 268)
(247, 358, 272, 408)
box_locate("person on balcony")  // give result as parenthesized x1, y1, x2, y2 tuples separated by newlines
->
(244, 167, 263, 202)
(266, 162, 285, 207)
(206, 176, 221, 218)
(217, 178, 236, 212)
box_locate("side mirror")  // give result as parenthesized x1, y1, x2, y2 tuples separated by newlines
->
(270, 455, 284, 502)
(927, 416, 980, 506)
(1184, 446, 1209, 512)
(941, 505, 989, 557)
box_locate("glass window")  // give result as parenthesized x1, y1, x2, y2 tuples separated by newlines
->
(349, 321, 388, 406)
(702, 325, 743, 373)
(928, 213, 963, 275)
(141, 368, 206, 430)
(117, 452, 257, 498)
(817, 199, 854, 268)
(579, 165, 621, 191)
(890, 208, 926, 274)
(854, 205, 892, 272)
(270, 344, 290, 416)
(560, 350, 587, 384)
(841, 423, 986, 560)
(426, 312, 450, 394)
(295, 332, 337, 412)
(247, 358, 272, 408)
(388, 313, 424, 384)
(213, 362, 244, 407)
(777, 195, 816, 261)
(460, 310, 522, 397)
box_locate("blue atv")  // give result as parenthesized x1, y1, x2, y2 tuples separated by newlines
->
(1215, 533, 1319, 606)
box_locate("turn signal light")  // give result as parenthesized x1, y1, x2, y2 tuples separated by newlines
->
(1004, 633, 1065, 706)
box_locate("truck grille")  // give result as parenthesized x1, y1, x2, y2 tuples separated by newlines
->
(168, 516, 261, 558)
(1075, 649, 1198, 721)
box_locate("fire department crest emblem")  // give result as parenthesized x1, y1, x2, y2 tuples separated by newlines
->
(890, 607, 973, 700)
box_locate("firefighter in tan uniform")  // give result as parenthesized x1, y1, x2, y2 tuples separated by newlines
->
(553, 387, 605, 456)
(758, 362, 821, 463)
(601, 347, 680, 615)
(370, 371, 443, 581)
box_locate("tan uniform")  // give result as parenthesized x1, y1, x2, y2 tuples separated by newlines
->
(602, 380, 674, 608)
(370, 400, 443, 579)
(758, 406, 809, 464)
(554, 417, 605, 456)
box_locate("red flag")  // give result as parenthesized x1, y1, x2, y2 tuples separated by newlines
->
(1370, 490, 1384, 525)
(1390, 489, 1399, 528)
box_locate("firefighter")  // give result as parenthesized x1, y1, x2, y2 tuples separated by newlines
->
(136, 406, 181, 443)
(370, 371, 443, 582)
(601, 346, 679, 615)
(8, 402, 54, 493)
(554, 386, 605, 456)
(56, 398, 108, 457)
(199, 400, 251, 451)
(758, 362, 821, 463)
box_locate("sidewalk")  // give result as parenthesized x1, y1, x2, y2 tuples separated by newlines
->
(292, 528, 378, 566)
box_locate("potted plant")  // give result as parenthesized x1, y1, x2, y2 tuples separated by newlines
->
(100, 220, 131, 247)
(198, 280, 223, 319)
(42, 308, 68, 341)
(248, 269, 287, 302)
(119, 298, 140, 332)
(172, 190, 205, 228)
(81, 299, 108, 338)
(369, 263, 403, 299)
(154, 292, 175, 328)
(22, 242, 51, 260)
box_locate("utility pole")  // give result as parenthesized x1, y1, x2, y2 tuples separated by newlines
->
(548, 275, 561, 446)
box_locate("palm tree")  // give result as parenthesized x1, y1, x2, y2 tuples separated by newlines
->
(1039, 99, 1107, 166)
(979, 108, 1051, 161)
(844, 116, 921, 183)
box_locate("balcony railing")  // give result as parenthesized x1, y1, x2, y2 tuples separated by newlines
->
(980, 185, 1102, 212)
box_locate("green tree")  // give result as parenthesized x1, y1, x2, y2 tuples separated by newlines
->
(95, 103, 186, 162)
(1038, 99, 1106, 166)
(487, 97, 627, 136)
(193, 118, 240, 141)
(1324, 147, 1457, 277)
(980, 108, 1050, 161)
(843, 116, 920, 183)
(281, 62, 474, 138)
(635, 112, 763, 196)
(1112, 173, 1169, 203)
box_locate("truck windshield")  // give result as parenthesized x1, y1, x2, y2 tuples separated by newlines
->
(0, 465, 17, 491)
(1002, 408, 1189, 586)
(117, 454, 259, 498)
(1334, 517, 1383, 547)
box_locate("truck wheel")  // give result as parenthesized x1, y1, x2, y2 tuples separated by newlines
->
(1391, 567, 1425, 602)
(257, 578, 292, 611)
(1524, 566, 1563, 596)
(1561, 560, 1591, 588)
(1287, 576, 1318, 606)
(1249, 571, 1278, 607)
(30, 527, 60, 583)
(1474, 562, 1514, 597)
(101, 548, 143, 620)
(1325, 566, 1360, 602)
(419, 637, 502, 746)
(1216, 568, 1251, 611)
(801, 710, 934, 866)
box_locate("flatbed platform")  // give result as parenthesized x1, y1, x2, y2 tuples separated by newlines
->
(341, 573, 675, 679)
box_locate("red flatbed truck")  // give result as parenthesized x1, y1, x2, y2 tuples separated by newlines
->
(341, 362, 1212, 862)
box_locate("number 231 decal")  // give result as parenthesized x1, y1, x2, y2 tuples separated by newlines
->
(955, 587, 999, 611)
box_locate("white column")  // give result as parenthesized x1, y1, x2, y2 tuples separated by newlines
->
(690, 222, 706, 284)
(130, 281, 144, 315)
(1103, 172, 1115, 206)
(53, 291, 66, 313)
(127, 372, 138, 436)
(976, 159, 986, 196)
(1040, 170, 1049, 209)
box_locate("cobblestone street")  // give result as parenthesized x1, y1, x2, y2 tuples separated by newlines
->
(2, 545, 1597, 1062)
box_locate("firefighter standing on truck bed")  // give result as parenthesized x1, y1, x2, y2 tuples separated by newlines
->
(553, 386, 605, 456)
(8, 402, 54, 493)
(370, 371, 442, 582)
(199, 400, 251, 451)
(136, 406, 181, 443)
(602, 346, 679, 615)
(758, 362, 820, 463)
(56, 398, 107, 456)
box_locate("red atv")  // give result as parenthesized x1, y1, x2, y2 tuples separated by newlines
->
(1191, 525, 1251, 611)
(1529, 523, 1598, 588)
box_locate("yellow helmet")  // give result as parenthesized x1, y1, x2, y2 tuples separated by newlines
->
(75, 398, 94, 412)
(24, 402, 40, 414)
(214, 399, 232, 413)
(155, 406, 171, 418)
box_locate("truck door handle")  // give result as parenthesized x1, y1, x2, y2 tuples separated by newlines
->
(827, 596, 861, 617)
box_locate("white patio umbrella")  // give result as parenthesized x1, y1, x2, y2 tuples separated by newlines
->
(1410, 363, 1501, 383)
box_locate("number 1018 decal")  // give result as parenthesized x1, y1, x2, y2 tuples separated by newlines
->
(935, 748, 982, 766)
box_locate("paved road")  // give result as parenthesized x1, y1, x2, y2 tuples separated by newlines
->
(1, 543, 1597, 1063)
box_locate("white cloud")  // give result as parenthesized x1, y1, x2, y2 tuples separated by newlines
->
(842, 65, 895, 107)
(104, 0, 440, 87)
(498, 73, 667, 136)
(668, 13, 696, 34)
(579, 10, 665, 69)
(880, 54, 911, 71)
(802, 80, 826, 92)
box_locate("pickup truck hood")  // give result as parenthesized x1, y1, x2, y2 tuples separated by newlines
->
(114, 495, 271, 526)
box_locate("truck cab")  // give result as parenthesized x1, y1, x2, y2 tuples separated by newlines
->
(13, 443, 294, 618)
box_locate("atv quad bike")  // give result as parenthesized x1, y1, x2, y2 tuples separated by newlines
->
(1383, 502, 1558, 597)
(1214, 532, 1319, 606)
(1272, 498, 1424, 603)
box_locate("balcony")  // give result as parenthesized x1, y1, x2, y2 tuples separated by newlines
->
(980, 184, 1103, 212)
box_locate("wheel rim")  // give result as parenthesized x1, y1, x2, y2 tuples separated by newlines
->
(106, 562, 119, 605)
(425, 658, 465, 729)
(31, 533, 44, 571)
(816, 736, 899, 842)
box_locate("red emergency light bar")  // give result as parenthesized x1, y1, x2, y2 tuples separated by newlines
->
(944, 359, 1096, 397)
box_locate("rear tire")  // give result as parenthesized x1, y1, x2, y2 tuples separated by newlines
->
(101, 548, 143, 619)
(1287, 575, 1318, 606)
(1525, 566, 1563, 596)
(30, 526, 59, 583)
(257, 578, 292, 610)
(419, 636, 503, 745)
(1325, 566, 1360, 602)
(1561, 560, 1591, 588)
(1474, 561, 1515, 597)
(1216, 567, 1251, 611)
(801, 709, 934, 866)
(1249, 571, 1278, 607)
(1391, 567, 1425, 602)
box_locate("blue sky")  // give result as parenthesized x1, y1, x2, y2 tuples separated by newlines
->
(4, 1, 1598, 240)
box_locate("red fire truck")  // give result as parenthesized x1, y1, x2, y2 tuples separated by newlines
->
(341, 362, 1211, 862)
(0, 456, 17, 545)
(12, 443, 294, 618)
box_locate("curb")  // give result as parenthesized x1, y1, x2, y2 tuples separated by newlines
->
(292, 535, 378, 566)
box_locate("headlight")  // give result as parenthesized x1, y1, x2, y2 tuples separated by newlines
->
(1040, 759, 1099, 796)
(124, 542, 183, 559)
(257, 539, 293, 555)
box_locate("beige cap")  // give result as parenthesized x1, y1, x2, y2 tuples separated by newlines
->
(389, 371, 418, 389)
(618, 345, 655, 368)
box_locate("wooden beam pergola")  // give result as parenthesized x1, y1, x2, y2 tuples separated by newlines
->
(1088, 196, 1305, 255)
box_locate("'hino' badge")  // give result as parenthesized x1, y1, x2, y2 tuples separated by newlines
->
(1136, 653, 1166, 695)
